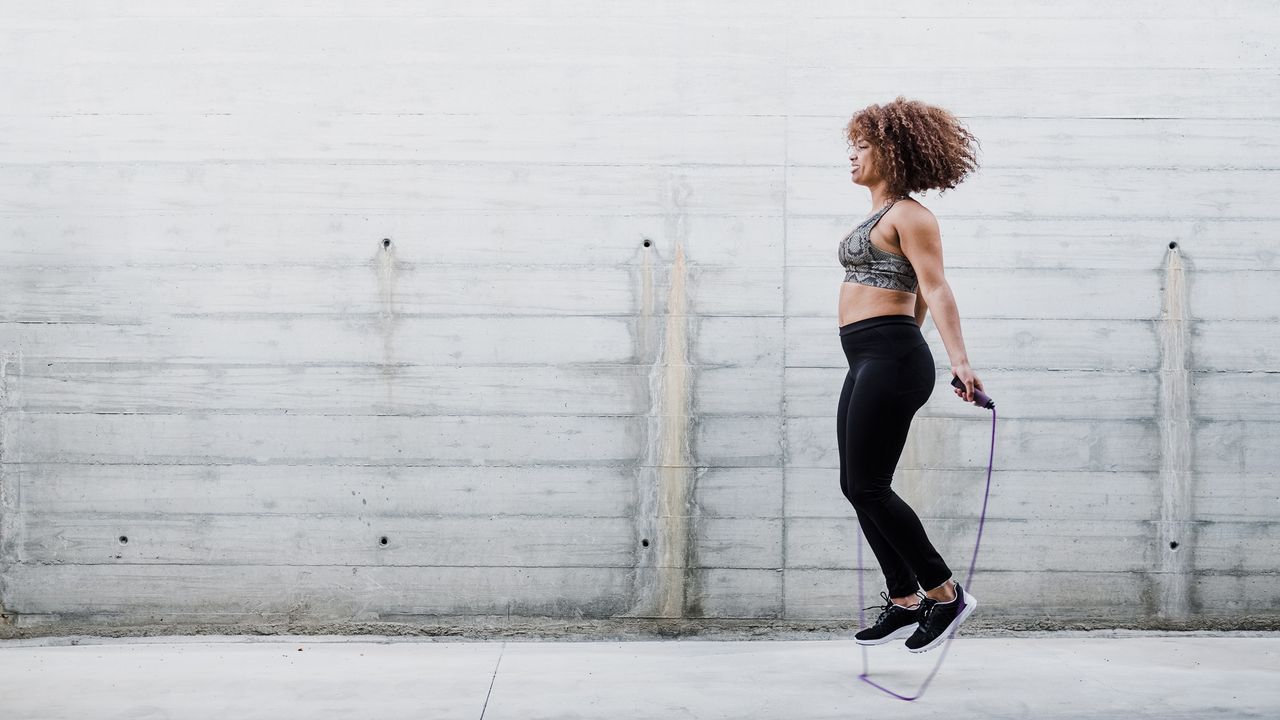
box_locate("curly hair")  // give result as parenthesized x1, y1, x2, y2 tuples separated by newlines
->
(844, 96, 981, 197)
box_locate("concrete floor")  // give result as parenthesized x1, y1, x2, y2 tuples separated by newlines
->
(2, 632, 1277, 719)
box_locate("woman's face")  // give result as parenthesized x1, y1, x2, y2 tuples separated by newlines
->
(848, 135, 878, 187)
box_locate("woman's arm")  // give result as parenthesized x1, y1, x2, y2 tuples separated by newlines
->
(897, 206, 984, 401)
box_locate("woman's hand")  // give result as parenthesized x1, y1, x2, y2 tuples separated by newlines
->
(951, 363, 984, 404)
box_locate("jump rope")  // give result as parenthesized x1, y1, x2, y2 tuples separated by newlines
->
(855, 374, 996, 701)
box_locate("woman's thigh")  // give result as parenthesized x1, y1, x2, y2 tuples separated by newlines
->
(843, 341, 935, 489)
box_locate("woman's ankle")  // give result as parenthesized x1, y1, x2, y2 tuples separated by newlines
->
(924, 579, 956, 602)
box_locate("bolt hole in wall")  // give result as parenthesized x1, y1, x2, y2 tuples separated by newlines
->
(379, 536, 389, 546)
(1170, 541, 1179, 550)
(118, 535, 128, 545)
(642, 238, 651, 248)
(382, 238, 391, 248)
(641, 538, 650, 548)
(1168, 241, 1178, 249)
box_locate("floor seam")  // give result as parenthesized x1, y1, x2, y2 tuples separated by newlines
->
(478, 640, 505, 720)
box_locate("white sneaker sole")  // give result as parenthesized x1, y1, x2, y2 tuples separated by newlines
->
(906, 589, 978, 654)
(854, 622, 917, 646)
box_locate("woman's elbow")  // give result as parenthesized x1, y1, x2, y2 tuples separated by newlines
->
(919, 280, 952, 308)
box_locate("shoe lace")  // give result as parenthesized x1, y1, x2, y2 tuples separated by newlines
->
(917, 597, 939, 630)
(861, 591, 894, 625)
(862, 591, 921, 626)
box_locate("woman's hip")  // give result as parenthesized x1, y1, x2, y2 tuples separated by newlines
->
(839, 314, 929, 363)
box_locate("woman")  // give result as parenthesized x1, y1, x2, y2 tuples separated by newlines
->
(835, 96, 984, 653)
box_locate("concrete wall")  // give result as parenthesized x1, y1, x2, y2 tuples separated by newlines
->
(1, 0, 1277, 635)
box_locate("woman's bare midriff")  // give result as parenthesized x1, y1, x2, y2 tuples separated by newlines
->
(838, 281, 916, 327)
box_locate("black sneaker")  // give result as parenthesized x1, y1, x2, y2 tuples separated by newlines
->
(904, 581, 978, 653)
(854, 591, 923, 645)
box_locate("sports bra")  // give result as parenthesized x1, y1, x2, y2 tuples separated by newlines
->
(839, 197, 921, 293)
(837, 198, 919, 294)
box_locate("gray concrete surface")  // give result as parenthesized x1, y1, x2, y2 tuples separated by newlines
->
(2, 632, 1277, 719)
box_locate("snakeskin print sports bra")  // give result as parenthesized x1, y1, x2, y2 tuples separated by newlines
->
(837, 198, 919, 293)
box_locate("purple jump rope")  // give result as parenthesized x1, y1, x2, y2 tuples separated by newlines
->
(856, 375, 996, 701)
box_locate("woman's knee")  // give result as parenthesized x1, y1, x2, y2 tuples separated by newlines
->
(839, 480, 856, 506)
(845, 476, 893, 508)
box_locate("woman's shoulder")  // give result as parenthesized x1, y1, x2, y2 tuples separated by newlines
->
(886, 197, 942, 242)
(893, 196, 932, 218)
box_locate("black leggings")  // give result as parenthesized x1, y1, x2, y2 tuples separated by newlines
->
(837, 313, 952, 598)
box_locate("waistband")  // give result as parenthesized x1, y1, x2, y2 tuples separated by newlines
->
(838, 314, 917, 336)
